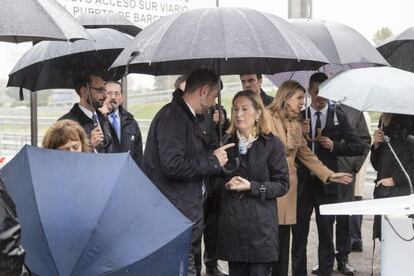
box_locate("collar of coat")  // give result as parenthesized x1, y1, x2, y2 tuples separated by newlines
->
(171, 88, 198, 121)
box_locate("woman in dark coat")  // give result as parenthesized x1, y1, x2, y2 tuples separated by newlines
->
(216, 90, 289, 276)
(371, 113, 414, 239)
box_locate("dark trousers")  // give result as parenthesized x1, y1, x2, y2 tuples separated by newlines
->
(272, 225, 290, 276)
(292, 176, 339, 276)
(335, 215, 351, 261)
(194, 235, 202, 276)
(189, 219, 204, 276)
(203, 192, 221, 267)
(229, 262, 271, 276)
(350, 196, 363, 247)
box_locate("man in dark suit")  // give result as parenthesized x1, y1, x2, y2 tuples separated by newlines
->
(103, 81, 143, 166)
(336, 106, 371, 257)
(240, 74, 274, 106)
(59, 74, 121, 153)
(291, 73, 365, 276)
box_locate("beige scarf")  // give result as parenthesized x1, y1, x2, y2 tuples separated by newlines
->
(283, 118, 306, 151)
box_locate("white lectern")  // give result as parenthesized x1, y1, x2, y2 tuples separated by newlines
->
(320, 194, 414, 276)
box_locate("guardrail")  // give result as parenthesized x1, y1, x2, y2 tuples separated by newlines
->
(0, 117, 152, 156)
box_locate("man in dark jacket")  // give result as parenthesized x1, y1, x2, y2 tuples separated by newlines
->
(103, 81, 143, 166)
(336, 105, 371, 256)
(240, 74, 274, 106)
(174, 75, 229, 276)
(141, 69, 233, 276)
(59, 74, 121, 153)
(292, 73, 365, 276)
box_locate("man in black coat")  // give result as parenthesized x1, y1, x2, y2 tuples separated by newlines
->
(141, 69, 233, 276)
(174, 75, 229, 276)
(240, 74, 274, 106)
(59, 74, 121, 153)
(292, 73, 365, 276)
(0, 180, 29, 275)
(103, 81, 143, 166)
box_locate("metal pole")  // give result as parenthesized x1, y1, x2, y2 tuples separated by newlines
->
(122, 75, 128, 109)
(30, 92, 38, 146)
(384, 138, 414, 194)
(121, 51, 140, 110)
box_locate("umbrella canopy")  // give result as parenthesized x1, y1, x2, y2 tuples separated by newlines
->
(110, 7, 329, 75)
(8, 28, 130, 92)
(377, 27, 414, 72)
(266, 62, 374, 88)
(0, 145, 192, 276)
(77, 13, 142, 37)
(266, 18, 389, 88)
(318, 67, 414, 115)
(0, 0, 91, 43)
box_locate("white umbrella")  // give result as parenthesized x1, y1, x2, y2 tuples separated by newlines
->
(318, 66, 414, 115)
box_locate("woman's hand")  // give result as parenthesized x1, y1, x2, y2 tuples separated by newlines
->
(373, 129, 385, 149)
(328, 172, 353, 185)
(302, 119, 310, 134)
(225, 176, 251, 191)
(376, 177, 395, 187)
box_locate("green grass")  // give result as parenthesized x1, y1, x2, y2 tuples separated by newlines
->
(128, 101, 169, 119)
(127, 95, 235, 120)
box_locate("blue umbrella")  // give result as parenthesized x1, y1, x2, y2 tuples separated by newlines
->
(0, 145, 192, 276)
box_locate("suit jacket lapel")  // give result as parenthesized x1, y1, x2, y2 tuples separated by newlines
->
(323, 107, 334, 136)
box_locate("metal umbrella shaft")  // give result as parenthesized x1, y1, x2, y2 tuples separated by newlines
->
(384, 136, 414, 194)
(30, 92, 38, 146)
(121, 51, 140, 110)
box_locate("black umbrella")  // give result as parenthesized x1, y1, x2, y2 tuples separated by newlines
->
(110, 7, 328, 75)
(77, 13, 142, 37)
(8, 28, 130, 91)
(7, 28, 131, 146)
(110, 7, 328, 174)
(0, 0, 91, 43)
(377, 27, 414, 72)
(267, 18, 389, 88)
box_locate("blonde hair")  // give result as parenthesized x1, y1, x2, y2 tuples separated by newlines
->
(42, 120, 92, 152)
(227, 90, 272, 136)
(268, 80, 306, 119)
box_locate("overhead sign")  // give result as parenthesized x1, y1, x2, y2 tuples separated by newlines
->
(57, 0, 209, 27)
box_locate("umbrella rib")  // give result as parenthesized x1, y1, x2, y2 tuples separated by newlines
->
(70, 156, 129, 275)
(260, 11, 301, 61)
(34, 0, 68, 41)
(234, 8, 267, 59)
(139, 13, 181, 64)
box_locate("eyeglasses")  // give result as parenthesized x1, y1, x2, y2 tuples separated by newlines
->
(106, 91, 122, 97)
(89, 86, 107, 94)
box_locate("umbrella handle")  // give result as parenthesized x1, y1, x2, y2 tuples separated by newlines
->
(220, 133, 240, 175)
(222, 157, 240, 175)
(304, 128, 322, 142)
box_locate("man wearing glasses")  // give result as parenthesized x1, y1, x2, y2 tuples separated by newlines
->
(100, 81, 143, 166)
(59, 74, 121, 153)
